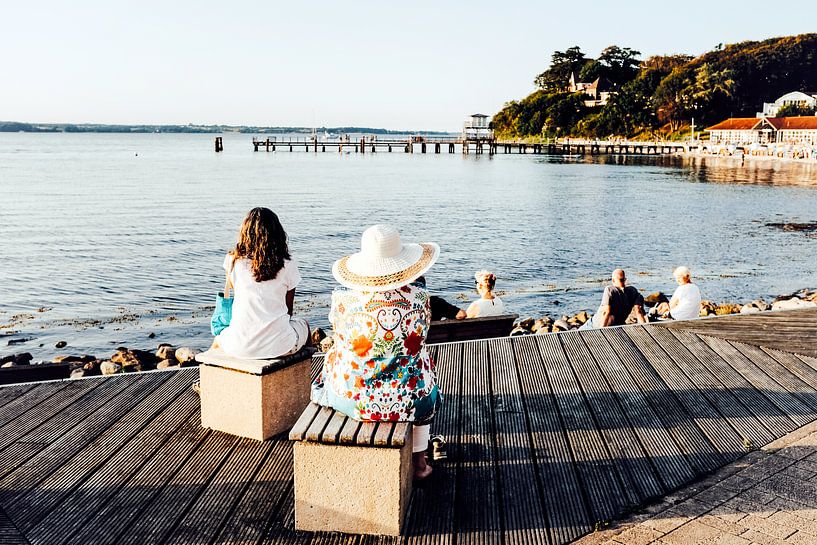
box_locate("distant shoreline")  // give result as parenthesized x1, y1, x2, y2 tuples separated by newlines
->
(0, 121, 456, 136)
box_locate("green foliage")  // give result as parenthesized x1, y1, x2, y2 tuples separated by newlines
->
(776, 103, 817, 117)
(497, 34, 817, 140)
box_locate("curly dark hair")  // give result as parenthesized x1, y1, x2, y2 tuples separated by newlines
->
(232, 207, 291, 282)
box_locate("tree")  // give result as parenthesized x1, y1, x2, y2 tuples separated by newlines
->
(597, 45, 641, 85)
(776, 103, 817, 117)
(534, 46, 587, 91)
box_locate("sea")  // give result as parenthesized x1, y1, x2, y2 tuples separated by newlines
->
(1, 132, 816, 361)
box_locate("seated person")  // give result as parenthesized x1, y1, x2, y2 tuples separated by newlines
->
(591, 269, 647, 327)
(311, 225, 441, 480)
(213, 207, 309, 359)
(430, 294, 466, 320)
(466, 270, 506, 318)
(656, 266, 701, 321)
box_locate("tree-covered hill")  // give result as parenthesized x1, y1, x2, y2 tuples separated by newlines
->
(491, 34, 817, 140)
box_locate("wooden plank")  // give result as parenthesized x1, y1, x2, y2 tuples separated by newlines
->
(734, 343, 817, 412)
(0, 505, 27, 545)
(0, 374, 161, 481)
(535, 333, 627, 524)
(0, 382, 68, 426)
(161, 438, 274, 545)
(761, 346, 817, 388)
(105, 432, 240, 545)
(321, 410, 347, 444)
(601, 328, 722, 475)
(0, 382, 39, 408)
(24, 381, 200, 544)
(487, 337, 550, 545)
(512, 335, 592, 544)
(305, 406, 334, 442)
(210, 439, 295, 545)
(404, 342, 460, 545)
(560, 331, 663, 505)
(5, 371, 194, 530)
(288, 402, 321, 441)
(390, 422, 410, 447)
(338, 416, 362, 444)
(356, 422, 378, 446)
(698, 335, 813, 426)
(456, 339, 500, 545)
(646, 327, 776, 447)
(258, 490, 312, 545)
(581, 329, 695, 490)
(624, 327, 745, 459)
(666, 329, 796, 437)
(60, 421, 212, 545)
(373, 422, 396, 447)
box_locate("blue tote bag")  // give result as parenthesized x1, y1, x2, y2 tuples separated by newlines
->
(210, 264, 234, 336)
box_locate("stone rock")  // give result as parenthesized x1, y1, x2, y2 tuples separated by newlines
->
(574, 311, 590, 325)
(534, 325, 552, 335)
(53, 354, 95, 364)
(1, 361, 16, 368)
(156, 344, 175, 361)
(517, 317, 536, 331)
(311, 327, 327, 346)
(83, 360, 102, 376)
(319, 337, 334, 352)
(714, 303, 742, 316)
(100, 360, 121, 375)
(699, 300, 716, 316)
(644, 292, 669, 305)
(148, 332, 156, 339)
(70, 367, 87, 379)
(111, 348, 157, 372)
(157, 359, 179, 370)
(510, 326, 530, 336)
(771, 297, 817, 311)
(1, 352, 32, 366)
(552, 319, 570, 332)
(531, 318, 553, 333)
(175, 347, 200, 365)
(740, 304, 761, 314)
(55, 340, 67, 349)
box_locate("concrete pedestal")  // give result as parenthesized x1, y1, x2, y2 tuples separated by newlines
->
(196, 347, 314, 441)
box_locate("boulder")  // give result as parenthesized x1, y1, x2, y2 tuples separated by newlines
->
(771, 298, 817, 311)
(574, 311, 590, 325)
(156, 359, 179, 370)
(111, 348, 158, 372)
(644, 292, 669, 305)
(552, 319, 570, 332)
(740, 304, 761, 314)
(311, 327, 327, 346)
(53, 354, 95, 364)
(156, 344, 175, 361)
(70, 368, 88, 379)
(531, 318, 553, 333)
(509, 327, 530, 336)
(714, 303, 742, 316)
(699, 300, 716, 316)
(517, 317, 536, 331)
(55, 340, 67, 349)
(100, 360, 121, 375)
(319, 337, 334, 352)
(534, 325, 552, 335)
(1, 352, 32, 366)
(175, 347, 200, 365)
(1, 361, 16, 369)
(82, 360, 102, 376)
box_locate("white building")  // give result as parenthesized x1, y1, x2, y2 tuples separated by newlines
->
(707, 116, 817, 145)
(757, 91, 817, 117)
(463, 114, 493, 140)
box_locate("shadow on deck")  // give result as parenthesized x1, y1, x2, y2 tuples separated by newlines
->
(0, 308, 816, 544)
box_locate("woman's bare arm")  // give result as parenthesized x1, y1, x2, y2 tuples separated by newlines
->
(286, 289, 296, 316)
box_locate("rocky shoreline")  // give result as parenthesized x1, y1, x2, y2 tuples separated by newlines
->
(2, 288, 816, 379)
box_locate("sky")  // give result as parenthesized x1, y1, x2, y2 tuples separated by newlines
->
(3, 1, 817, 131)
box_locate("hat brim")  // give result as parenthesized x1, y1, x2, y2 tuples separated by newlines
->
(332, 242, 439, 292)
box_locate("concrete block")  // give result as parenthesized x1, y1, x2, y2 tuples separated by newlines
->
(197, 348, 313, 440)
(293, 435, 413, 535)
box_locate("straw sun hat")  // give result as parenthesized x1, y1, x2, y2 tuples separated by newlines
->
(332, 225, 440, 292)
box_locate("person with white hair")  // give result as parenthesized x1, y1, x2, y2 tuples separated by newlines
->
(657, 266, 702, 321)
(466, 270, 506, 318)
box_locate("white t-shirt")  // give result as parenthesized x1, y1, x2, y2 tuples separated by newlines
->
(467, 297, 506, 318)
(216, 254, 302, 359)
(669, 282, 701, 321)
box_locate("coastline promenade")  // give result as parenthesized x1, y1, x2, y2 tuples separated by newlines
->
(0, 308, 816, 544)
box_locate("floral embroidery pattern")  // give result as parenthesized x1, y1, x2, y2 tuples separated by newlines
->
(311, 282, 437, 422)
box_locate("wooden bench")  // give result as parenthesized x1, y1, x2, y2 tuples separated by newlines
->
(195, 346, 315, 441)
(289, 402, 413, 536)
(426, 313, 518, 344)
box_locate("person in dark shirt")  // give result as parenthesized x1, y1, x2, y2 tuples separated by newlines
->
(592, 269, 647, 327)
(416, 276, 466, 320)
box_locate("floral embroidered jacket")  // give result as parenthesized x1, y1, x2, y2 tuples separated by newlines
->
(310, 281, 439, 422)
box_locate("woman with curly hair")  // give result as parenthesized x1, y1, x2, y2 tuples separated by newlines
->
(214, 207, 309, 359)
(466, 270, 505, 318)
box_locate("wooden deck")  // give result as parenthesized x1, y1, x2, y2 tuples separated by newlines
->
(0, 309, 816, 545)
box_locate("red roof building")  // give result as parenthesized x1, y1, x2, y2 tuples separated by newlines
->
(706, 116, 817, 144)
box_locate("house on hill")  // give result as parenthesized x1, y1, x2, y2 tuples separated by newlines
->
(757, 91, 817, 118)
(567, 72, 615, 107)
(707, 116, 817, 145)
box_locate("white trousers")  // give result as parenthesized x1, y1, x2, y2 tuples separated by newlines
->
(412, 424, 430, 453)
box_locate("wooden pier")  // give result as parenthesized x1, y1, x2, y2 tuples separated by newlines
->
(0, 307, 816, 544)
(251, 137, 688, 157)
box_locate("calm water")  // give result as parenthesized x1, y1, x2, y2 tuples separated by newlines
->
(1, 133, 816, 361)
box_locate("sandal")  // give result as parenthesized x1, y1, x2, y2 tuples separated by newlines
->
(191, 381, 201, 395)
(430, 435, 448, 461)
